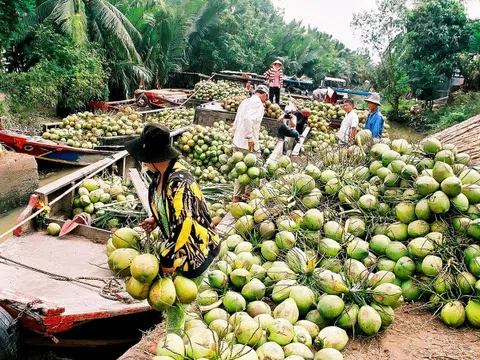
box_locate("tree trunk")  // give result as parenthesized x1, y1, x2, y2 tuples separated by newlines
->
(392, 96, 400, 122)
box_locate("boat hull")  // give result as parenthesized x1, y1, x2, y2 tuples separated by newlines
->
(0, 130, 116, 166)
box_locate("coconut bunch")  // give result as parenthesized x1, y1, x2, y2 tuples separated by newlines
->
(264, 101, 283, 119)
(72, 175, 143, 230)
(147, 107, 194, 129)
(218, 151, 267, 186)
(42, 107, 144, 149)
(258, 129, 278, 159)
(175, 122, 233, 184)
(106, 227, 200, 312)
(195, 80, 249, 101)
(221, 96, 248, 112)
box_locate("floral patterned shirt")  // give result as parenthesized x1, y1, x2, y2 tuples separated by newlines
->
(149, 161, 219, 277)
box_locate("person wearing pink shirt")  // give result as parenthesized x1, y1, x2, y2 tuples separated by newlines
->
(263, 60, 283, 104)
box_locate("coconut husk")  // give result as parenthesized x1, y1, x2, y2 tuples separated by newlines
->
(433, 114, 480, 167)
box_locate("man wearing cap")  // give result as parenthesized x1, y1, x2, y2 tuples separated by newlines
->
(364, 93, 384, 138)
(337, 99, 358, 145)
(231, 85, 268, 202)
(263, 60, 283, 104)
(125, 124, 219, 333)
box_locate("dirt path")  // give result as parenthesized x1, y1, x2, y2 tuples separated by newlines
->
(344, 305, 480, 360)
(120, 305, 480, 360)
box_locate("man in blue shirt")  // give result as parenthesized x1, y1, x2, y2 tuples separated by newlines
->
(364, 93, 384, 138)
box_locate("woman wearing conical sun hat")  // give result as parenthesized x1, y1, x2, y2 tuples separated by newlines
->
(263, 59, 283, 104)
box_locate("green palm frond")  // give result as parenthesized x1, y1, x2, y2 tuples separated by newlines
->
(88, 0, 141, 61)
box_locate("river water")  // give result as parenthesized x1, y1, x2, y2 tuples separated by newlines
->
(0, 165, 78, 242)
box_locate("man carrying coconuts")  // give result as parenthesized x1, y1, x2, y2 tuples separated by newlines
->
(231, 85, 269, 202)
(125, 124, 220, 334)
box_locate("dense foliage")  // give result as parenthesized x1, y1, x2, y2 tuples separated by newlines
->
(0, 0, 478, 125)
(0, 27, 108, 114)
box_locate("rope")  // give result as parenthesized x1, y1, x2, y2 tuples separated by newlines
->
(0, 152, 124, 242)
(0, 255, 135, 304)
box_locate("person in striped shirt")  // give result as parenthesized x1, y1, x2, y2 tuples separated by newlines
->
(263, 60, 283, 104)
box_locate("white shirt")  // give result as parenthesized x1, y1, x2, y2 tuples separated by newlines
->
(338, 110, 359, 144)
(232, 95, 265, 151)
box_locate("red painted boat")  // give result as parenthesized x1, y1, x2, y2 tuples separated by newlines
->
(0, 128, 117, 166)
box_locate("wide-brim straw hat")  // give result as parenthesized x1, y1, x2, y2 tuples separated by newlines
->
(365, 93, 382, 106)
(125, 124, 181, 163)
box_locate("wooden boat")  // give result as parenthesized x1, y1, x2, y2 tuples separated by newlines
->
(0, 128, 118, 166)
(0, 128, 191, 355)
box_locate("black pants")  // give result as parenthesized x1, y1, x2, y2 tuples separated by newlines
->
(269, 86, 280, 104)
(278, 123, 300, 142)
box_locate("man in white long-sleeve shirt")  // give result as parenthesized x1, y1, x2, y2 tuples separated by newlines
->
(231, 85, 268, 202)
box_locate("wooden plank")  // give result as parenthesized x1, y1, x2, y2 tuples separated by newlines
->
(266, 140, 285, 165)
(129, 169, 152, 217)
(35, 151, 128, 197)
(291, 126, 311, 157)
(216, 212, 235, 238)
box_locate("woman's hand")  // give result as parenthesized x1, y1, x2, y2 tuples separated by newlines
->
(140, 217, 157, 232)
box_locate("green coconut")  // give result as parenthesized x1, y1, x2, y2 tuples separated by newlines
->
(463, 184, 480, 204)
(408, 237, 435, 258)
(148, 278, 176, 312)
(267, 318, 295, 346)
(230, 268, 251, 288)
(289, 285, 316, 315)
(408, 220, 430, 237)
(401, 279, 422, 301)
(314, 348, 343, 360)
(315, 326, 349, 351)
(394, 256, 416, 280)
(465, 300, 480, 328)
(112, 227, 140, 249)
(317, 295, 345, 319)
(256, 342, 285, 360)
(295, 320, 319, 339)
(369, 235, 391, 255)
(385, 241, 409, 262)
(416, 176, 439, 196)
(459, 168, 480, 185)
(303, 209, 324, 230)
(108, 248, 139, 277)
(371, 303, 395, 327)
(273, 298, 300, 324)
(386, 223, 408, 242)
(441, 176, 463, 197)
(456, 272, 477, 295)
(428, 191, 450, 214)
(372, 283, 402, 306)
(346, 238, 369, 260)
(421, 255, 443, 276)
(367, 270, 396, 287)
(395, 202, 416, 224)
(467, 219, 480, 240)
(223, 291, 246, 313)
(271, 279, 297, 303)
(440, 301, 465, 328)
(336, 303, 359, 329)
(204, 308, 229, 325)
(451, 193, 470, 212)
(323, 221, 344, 242)
(423, 137, 442, 154)
(283, 343, 314, 359)
(357, 305, 382, 336)
(318, 238, 342, 257)
(235, 319, 263, 346)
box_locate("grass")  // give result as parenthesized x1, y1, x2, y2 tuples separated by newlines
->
(425, 92, 480, 132)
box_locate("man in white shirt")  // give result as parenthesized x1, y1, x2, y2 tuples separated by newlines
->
(337, 99, 359, 145)
(231, 85, 268, 202)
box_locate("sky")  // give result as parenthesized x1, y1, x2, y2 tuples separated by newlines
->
(275, 0, 480, 51)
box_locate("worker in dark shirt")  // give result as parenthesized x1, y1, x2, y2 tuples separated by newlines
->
(294, 108, 311, 134)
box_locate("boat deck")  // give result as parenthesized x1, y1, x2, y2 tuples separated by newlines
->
(0, 231, 150, 333)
